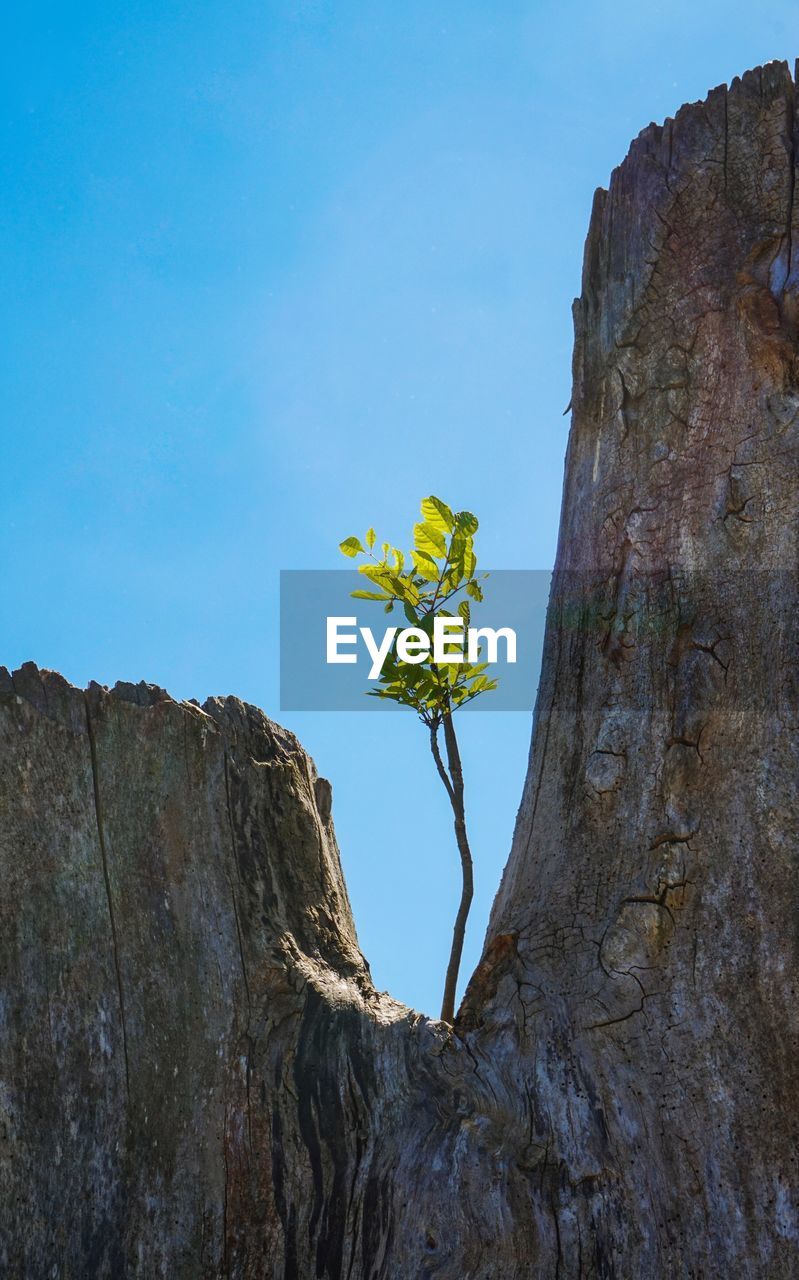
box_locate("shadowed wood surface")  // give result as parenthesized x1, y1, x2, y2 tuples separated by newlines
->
(1, 60, 798, 1279)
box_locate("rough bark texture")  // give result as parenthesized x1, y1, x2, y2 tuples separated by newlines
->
(2, 60, 799, 1278)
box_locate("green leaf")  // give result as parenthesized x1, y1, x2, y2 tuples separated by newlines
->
(466, 579, 484, 602)
(456, 511, 478, 535)
(351, 589, 388, 601)
(411, 549, 440, 581)
(413, 522, 447, 558)
(359, 566, 394, 592)
(403, 601, 420, 626)
(420, 496, 455, 533)
(443, 567, 464, 594)
(366, 527, 376, 550)
(385, 574, 419, 605)
(457, 601, 471, 626)
(448, 532, 475, 584)
(340, 536, 364, 558)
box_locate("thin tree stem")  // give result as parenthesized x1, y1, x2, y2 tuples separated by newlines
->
(431, 712, 474, 1024)
(429, 722, 455, 804)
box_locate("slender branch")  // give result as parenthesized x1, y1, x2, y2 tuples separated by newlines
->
(429, 721, 455, 805)
(437, 710, 474, 1024)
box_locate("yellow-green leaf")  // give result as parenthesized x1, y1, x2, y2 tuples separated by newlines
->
(360, 569, 399, 603)
(414, 522, 447, 558)
(340, 536, 364, 557)
(411, 549, 439, 581)
(420, 495, 455, 533)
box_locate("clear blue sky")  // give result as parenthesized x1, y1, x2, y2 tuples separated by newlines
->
(1, 2, 795, 1014)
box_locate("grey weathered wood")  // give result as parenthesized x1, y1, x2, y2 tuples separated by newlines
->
(1, 59, 798, 1278)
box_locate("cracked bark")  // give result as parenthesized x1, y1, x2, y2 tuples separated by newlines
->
(2, 58, 799, 1279)
(84, 691, 132, 1103)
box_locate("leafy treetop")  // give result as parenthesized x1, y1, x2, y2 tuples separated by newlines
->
(339, 495, 497, 726)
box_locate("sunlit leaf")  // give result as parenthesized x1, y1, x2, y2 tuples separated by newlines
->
(386, 574, 419, 605)
(411, 549, 440, 581)
(414, 522, 447, 558)
(339, 536, 364, 557)
(360, 564, 393, 585)
(420, 496, 455, 533)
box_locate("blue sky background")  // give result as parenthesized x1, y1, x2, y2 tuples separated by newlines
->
(2, 2, 796, 1014)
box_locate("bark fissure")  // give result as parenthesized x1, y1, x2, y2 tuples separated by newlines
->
(222, 748, 254, 1155)
(84, 692, 131, 1104)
